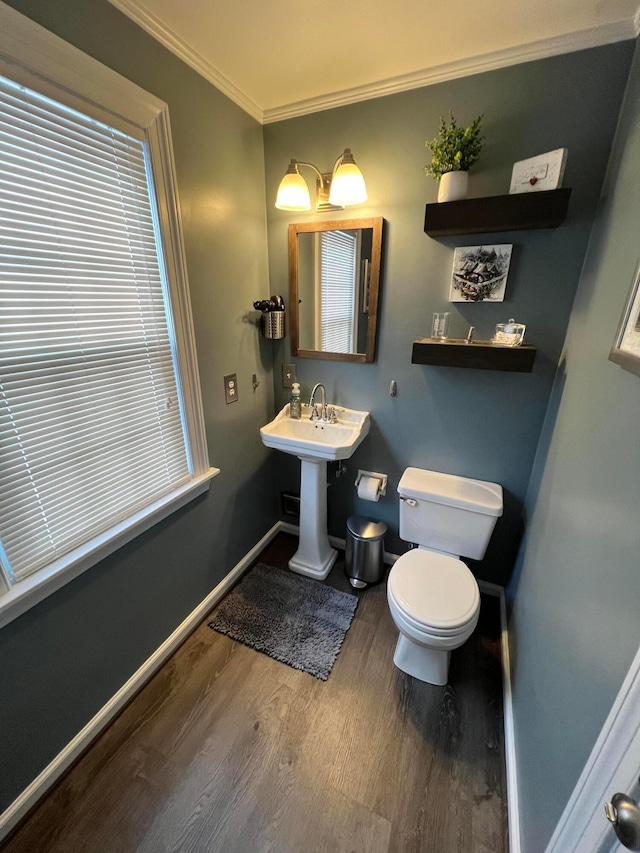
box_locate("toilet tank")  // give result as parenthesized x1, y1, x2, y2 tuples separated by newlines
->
(398, 468, 503, 560)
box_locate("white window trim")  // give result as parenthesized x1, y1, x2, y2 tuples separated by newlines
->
(0, 3, 219, 627)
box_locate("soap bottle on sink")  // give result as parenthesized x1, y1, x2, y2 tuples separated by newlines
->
(289, 382, 301, 419)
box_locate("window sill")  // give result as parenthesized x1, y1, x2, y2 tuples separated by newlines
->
(0, 468, 220, 629)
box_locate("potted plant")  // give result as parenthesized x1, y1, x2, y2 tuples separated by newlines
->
(425, 113, 484, 202)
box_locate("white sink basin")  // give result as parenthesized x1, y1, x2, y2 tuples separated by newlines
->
(260, 401, 371, 579)
(260, 403, 370, 461)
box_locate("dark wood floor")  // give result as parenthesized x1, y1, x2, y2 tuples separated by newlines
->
(3, 533, 507, 853)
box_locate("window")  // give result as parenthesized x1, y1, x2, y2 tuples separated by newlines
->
(319, 230, 358, 352)
(0, 4, 216, 626)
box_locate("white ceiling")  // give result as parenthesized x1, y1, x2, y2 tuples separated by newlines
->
(110, 0, 640, 123)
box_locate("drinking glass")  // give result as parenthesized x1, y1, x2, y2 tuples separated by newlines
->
(432, 312, 450, 340)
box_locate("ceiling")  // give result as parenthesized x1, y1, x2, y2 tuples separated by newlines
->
(109, 0, 640, 123)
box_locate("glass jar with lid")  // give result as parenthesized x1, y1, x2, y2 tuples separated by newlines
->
(493, 318, 526, 347)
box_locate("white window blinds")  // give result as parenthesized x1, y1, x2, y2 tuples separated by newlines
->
(319, 230, 357, 353)
(0, 74, 190, 583)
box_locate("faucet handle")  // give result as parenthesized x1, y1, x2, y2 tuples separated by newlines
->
(328, 407, 338, 423)
(310, 405, 319, 421)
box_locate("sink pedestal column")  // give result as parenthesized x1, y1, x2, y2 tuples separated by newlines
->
(289, 457, 338, 580)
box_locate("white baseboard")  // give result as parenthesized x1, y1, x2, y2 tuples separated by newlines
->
(277, 520, 300, 537)
(477, 578, 502, 597)
(329, 534, 399, 566)
(1, 521, 521, 852)
(279, 521, 399, 566)
(498, 588, 521, 853)
(477, 580, 520, 852)
(0, 520, 284, 842)
(286, 524, 520, 848)
(285, 523, 521, 849)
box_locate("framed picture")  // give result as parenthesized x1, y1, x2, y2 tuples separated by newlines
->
(610, 260, 640, 376)
(450, 244, 512, 303)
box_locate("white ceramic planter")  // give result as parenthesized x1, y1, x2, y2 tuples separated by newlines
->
(438, 170, 469, 203)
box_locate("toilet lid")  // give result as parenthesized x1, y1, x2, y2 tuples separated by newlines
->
(388, 550, 480, 630)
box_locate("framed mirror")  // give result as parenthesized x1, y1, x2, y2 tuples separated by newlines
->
(288, 217, 385, 363)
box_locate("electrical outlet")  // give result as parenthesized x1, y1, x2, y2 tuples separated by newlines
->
(282, 363, 297, 388)
(224, 373, 238, 404)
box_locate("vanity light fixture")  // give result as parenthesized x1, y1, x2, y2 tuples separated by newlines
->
(275, 148, 367, 212)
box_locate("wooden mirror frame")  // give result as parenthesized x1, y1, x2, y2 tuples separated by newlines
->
(288, 217, 385, 363)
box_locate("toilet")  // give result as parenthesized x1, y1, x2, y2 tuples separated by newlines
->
(387, 467, 503, 686)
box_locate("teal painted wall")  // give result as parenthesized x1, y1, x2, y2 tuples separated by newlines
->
(0, 0, 278, 810)
(508, 39, 640, 852)
(0, 1, 638, 837)
(263, 44, 634, 585)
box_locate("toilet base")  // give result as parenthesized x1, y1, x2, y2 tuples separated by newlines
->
(393, 634, 451, 686)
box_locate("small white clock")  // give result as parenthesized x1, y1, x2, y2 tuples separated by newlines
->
(509, 148, 568, 194)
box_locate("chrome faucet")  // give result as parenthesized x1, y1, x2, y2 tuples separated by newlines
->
(309, 383, 327, 421)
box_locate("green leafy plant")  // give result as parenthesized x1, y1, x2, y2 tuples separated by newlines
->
(425, 113, 484, 181)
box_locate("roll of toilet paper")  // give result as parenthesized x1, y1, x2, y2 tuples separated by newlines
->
(357, 475, 382, 502)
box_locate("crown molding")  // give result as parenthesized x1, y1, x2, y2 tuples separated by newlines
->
(107, 0, 263, 122)
(106, 0, 637, 126)
(263, 19, 637, 124)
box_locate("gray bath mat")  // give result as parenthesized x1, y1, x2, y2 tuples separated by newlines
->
(208, 563, 358, 680)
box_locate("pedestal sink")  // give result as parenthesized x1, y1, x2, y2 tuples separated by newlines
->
(260, 403, 370, 580)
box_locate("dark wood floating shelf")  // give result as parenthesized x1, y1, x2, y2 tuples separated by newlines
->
(424, 188, 571, 237)
(412, 338, 537, 372)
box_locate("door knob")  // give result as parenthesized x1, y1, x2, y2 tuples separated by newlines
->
(605, 792, 640, 850)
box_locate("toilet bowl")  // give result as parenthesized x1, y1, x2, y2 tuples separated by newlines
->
(388, 468, 502, 686)
(388, 549, 480, 684)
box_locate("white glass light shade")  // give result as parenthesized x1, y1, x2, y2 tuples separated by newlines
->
(328, 150, 367, 207)
(275, 164, 311, 211)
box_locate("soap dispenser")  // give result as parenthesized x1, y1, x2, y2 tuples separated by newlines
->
(289, 383, 301, 419)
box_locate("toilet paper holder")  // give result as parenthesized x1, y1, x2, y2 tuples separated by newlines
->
(355, 470, 388, 498)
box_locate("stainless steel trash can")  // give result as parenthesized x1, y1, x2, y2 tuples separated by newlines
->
(345, 516, 387, 589)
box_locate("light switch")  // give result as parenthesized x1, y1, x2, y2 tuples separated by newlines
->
(224, 373, 238, 404)
(282, 363, 297, 388)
